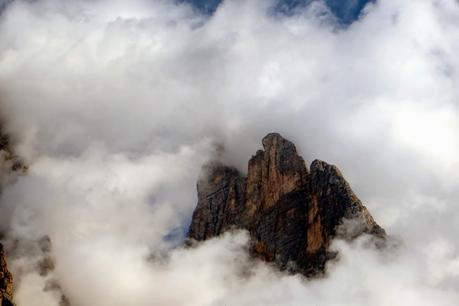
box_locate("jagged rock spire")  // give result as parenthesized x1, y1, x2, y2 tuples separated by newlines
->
(245, 133, 308, 217)
(187, 133, 385, 276)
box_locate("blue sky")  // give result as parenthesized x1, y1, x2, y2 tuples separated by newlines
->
(0, 0, 374, 24)
(182, 0, 374, 24)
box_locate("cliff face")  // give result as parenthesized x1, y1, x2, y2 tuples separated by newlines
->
(187, 133, 385, 275)
(0, 126, 25, 306)
(0, 244, 14, 306)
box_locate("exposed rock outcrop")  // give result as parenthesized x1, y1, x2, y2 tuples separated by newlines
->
(0, 126, 27, 306)
(0, 244, 14, 306)
(187, 133, 385, 276)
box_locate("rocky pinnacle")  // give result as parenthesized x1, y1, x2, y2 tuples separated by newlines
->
(187, 133, 385, 276)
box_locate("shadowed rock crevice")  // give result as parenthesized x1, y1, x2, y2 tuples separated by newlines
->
(187, 133, 385, 276)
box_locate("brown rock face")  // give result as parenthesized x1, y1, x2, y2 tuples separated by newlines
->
(0, 244, 14, 306)
(187, 133, 385, 275)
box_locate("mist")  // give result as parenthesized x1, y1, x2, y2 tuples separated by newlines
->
(0, 0, 459, 305)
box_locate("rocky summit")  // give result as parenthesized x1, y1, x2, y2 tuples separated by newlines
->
(187, 133, 385, 276)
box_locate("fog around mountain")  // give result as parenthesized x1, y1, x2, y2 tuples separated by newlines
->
(0, 0, 458, 305)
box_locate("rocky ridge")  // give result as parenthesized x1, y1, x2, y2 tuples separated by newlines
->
(187, 133, 385, 275)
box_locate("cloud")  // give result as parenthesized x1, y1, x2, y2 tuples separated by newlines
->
(0, 0, 459, 305)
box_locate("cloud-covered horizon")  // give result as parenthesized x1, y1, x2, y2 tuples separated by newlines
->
(1, 0, 459, 305)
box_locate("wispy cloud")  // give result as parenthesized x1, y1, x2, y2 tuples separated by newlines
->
(0, 0, 458, 305)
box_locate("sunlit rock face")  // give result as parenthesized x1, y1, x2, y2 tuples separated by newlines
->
(188, 133, 385, 276)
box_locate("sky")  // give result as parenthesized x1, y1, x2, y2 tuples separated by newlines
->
(182, 0, 374, 24)
(0, 0, 375, 25)
(0, 0, 459, 305)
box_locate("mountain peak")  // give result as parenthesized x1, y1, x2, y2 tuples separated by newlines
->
(262, 132, 290, 148)
(188, 133, 385, 276)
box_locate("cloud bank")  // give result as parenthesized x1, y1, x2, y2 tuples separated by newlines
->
(0, 0, 459, 305)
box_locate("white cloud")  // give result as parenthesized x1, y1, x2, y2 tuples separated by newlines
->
(0, 0, 459, 305)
